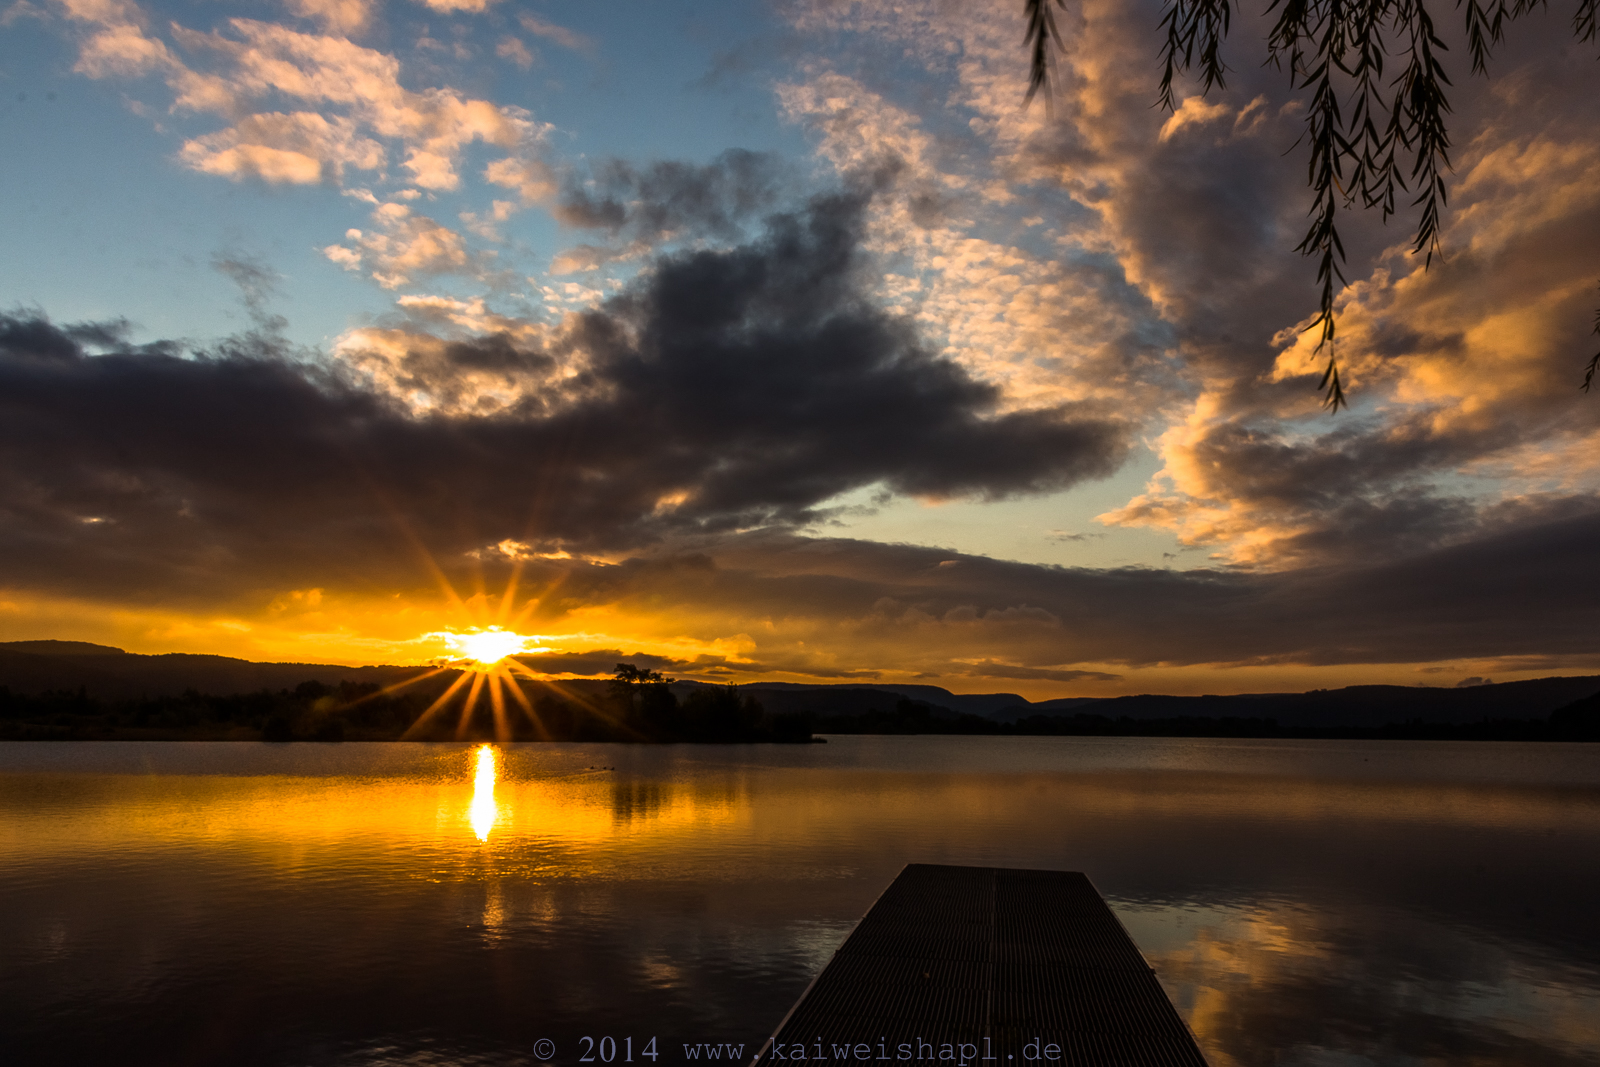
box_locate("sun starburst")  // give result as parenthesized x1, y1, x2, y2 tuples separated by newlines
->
(448, 626, 533, 668)
(307, 521, 626, 744)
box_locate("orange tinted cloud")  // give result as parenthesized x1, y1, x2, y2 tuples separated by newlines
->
(324, 202, 495, 288)
(59, 1, 551, 198)
(783, 0, 1600, 571)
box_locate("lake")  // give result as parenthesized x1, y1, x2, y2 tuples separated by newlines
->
(2, 737, 1598, 1067)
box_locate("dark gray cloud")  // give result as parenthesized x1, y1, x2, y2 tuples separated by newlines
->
(555, 149, 788, 247)
(9, 267, 1595, 674)
(212, 252, 282, 324)
(998, 1, 1600, 567)
(0, 189, 1129, 604)
(503, 512, 1600, 671)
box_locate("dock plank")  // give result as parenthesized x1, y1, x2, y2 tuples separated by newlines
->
(753, 865, 1207, 1067)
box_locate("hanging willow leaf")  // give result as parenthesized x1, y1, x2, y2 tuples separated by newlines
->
(1024, 0, 1600, 410)
(1023, 0, 1066, 109)
(1583, 286, 1600, 393)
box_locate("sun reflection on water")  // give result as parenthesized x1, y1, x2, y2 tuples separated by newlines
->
(469, 744, 498, 842)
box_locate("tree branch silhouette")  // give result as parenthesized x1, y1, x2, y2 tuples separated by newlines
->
(1024, 0, 1600, 410)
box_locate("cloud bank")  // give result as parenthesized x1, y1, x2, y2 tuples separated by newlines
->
(0, 188, 1128, 607)
(8, 0, 1599, 689)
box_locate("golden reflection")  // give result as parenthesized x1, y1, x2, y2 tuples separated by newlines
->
(469, 744, 499, 841)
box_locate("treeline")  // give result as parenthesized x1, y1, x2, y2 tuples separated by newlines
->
(0, 666, 822, 743)
(390, 667, 818, 743)
(573, 666, 817, 744)
(0, 680, 430, 741)
(5, 673, 1595, 743)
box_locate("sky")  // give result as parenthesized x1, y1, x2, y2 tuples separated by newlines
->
(2, 0, 1598, 699)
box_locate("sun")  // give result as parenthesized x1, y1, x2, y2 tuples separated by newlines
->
(450, 626, 531, 667)
(349, 563, 609, 743)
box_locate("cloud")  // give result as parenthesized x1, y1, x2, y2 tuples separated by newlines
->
(541, 150, 790, 271)
(212, 252, 290, 336)
(331, 318, 556, 415)
(56, 4, 551, 195)
(775, 60, 1174, 414)
(57, 0, 178, 77)
(961, 660, 1123, 684)
(1053, 2, 1600, 567)
(620, 518, 1600, 673)
(179, 111, 385, 184)
(510, 649, 680, 678)
(324, 202, 496, 288)
(1, 1, 45, 27)
(21, 0, 1600, 686)
(483, 155, 559, 204)
(415, 0, 496, 14)
(3, 292, 1597, 678)
(783, 0, 1600, 573)
(552, 150, 788, 262)
(0, 189, 1129, 605)
(517, 13, 592, 55)
(458, 198, 518, 241)
(1157, 96, 1233, 142)
(495, 35, 534, 70)
(402, 516, 1600, 682)
(283, 0, 372, 36)
(173, 18, 538, 189)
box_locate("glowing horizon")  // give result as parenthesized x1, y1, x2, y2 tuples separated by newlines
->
(2, 1, 1597, 701)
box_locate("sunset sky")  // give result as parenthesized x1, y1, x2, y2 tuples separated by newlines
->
(2, 0, 1598, 698)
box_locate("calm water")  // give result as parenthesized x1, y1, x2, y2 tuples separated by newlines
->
(2, 737, 1598, 1067)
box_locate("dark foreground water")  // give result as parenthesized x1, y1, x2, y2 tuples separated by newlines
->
(2, 737, 1598, 1067)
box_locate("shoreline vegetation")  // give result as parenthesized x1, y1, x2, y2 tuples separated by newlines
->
(0, 669, 824, 745)
(2, 672, 1598, 745)
(1, 642, 1596, 743)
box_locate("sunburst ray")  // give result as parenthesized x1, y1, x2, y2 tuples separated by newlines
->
(400, 671, 477, 740)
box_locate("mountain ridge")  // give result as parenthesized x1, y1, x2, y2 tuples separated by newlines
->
(3, 641, 1596, 730)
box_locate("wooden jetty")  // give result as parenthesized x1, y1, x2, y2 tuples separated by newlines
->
(752, 864, 1208, 1067)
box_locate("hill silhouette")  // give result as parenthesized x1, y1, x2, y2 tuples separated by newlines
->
(1, 641, 1596, 741)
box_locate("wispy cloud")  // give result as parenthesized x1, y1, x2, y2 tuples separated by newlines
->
(517, 13, 592, 55)
(57, 2, 552, 193)
(283, 0, 372, 36)
(325, 201, 501, 288)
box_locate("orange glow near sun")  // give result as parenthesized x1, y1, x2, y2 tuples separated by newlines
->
(447, 626, 533, 668)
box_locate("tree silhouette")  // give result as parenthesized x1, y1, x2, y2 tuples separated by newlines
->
(1024, 0, 1600, 408)
(610, 663, 678, 737)
(609, 663, 663, 703)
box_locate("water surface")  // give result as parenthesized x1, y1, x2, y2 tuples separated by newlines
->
(2, 737, 1598, 1067)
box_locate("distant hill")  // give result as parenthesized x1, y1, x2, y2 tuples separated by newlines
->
(1024, 677, 1600, 728)
(1547, 690, 1600, 740)
(1, 640, 128, 656)
(685, 677, 1600, 728)
(2, 640, 1597, 734)
(687, 680, 1027, 718)
(0, 642, 427, 700)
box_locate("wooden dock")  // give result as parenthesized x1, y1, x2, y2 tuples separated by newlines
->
(752, 864, 1208, 1067)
